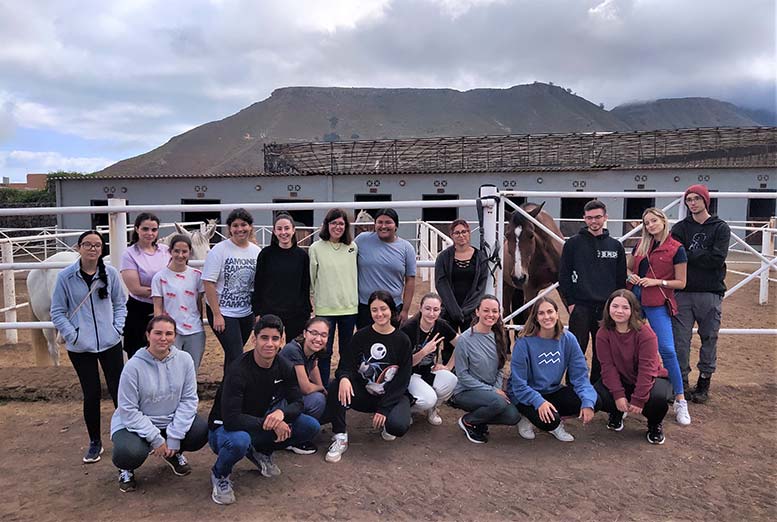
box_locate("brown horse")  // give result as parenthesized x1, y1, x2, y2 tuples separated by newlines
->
(502, 202, 564, 324)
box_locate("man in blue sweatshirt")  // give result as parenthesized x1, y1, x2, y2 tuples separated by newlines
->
(559, 200, 626, 383)
(671, 184, 730, 404)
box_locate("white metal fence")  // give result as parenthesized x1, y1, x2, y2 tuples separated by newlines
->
(0, 189, 775, 346)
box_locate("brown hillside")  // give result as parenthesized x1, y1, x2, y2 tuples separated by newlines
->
(610, 97, 761, 130)
(95, 83, 629, 177)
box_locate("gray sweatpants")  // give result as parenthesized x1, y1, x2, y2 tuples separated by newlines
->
(671, 292, 723, 379)
(176, 331, 207, 372)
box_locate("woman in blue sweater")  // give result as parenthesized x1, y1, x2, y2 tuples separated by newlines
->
(508, 297, 599, 442)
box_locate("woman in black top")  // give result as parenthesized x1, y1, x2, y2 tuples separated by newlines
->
(400, 292, 459, 426)
(435, 219, 489, 332)
(324, 290, 412, 463)
(253, 212, 312, 341)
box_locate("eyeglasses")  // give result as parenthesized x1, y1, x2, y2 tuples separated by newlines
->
(329, 221, 346, 228)
(583, 214, 605, 221)
(451, 230, 470, 236)
(305, 329, 328, 339)
(79, 242, 102, 250)
(685, 196, 703, 203)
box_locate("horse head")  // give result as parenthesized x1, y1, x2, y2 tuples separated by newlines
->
(163, 221, 215, 260)
(506, 202, 546, 287)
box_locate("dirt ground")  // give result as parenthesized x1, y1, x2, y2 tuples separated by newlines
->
(0, 267, 775, 521)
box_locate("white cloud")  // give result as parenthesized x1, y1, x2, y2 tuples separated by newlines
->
(0, 150, 116, 182)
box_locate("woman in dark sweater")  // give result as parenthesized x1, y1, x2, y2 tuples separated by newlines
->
(324, 290, 413, 463)
(253, 212, 312, 341)
(595, 289, 673, 445)
(434, 219, 489, 332)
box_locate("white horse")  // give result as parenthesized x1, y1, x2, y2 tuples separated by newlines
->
(26, 221, 216, 366)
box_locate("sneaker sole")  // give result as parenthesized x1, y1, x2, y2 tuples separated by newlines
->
(286, 446, 317, 455)
(325, 452, 342, 463)
(457, 417, 486, 444)
(211, 492, 235, 505)
(119, 483, 136, 493)
(646, 432, 666, 445)
(83, 446, 104, 463)
(163, 459, 191, 476)
(607, 423, 624, 432)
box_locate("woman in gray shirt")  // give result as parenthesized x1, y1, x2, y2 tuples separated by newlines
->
(451, 295, 519, 443)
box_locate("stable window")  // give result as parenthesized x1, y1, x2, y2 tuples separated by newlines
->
(746, 189, 776, 245)
(623, 195, 656, 237)
(560, 197, 595, 238)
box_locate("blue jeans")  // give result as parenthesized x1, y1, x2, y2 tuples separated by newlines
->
(643, 305, 684, 396)
(209, 414, 320, 478)
(319, 314, 357, 388)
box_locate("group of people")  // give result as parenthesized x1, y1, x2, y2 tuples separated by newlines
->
(47, 184, 730, 505)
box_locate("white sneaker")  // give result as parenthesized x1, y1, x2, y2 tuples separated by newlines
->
(381, 428, 397, 441)
(674, 399, 691, 426)
(325, 433, 348, 463)
(549, 422, 575, 442)
(517, 417, 536, 440)
(427, 408, 443, 426)
(210, 472, 235, 505)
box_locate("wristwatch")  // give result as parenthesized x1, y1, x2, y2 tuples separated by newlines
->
(661, 280, 667, 287)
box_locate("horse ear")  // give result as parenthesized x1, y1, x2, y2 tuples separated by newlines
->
(174, 223, 188, 235)
(204, 220, 217, 239)
(528, 202, 545, 218)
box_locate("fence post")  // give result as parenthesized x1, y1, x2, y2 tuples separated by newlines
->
(1, 242, 18, 343)
(760, 217, 775, 305)
(108, 199, 128, 272)
(479, 185, 498, 296)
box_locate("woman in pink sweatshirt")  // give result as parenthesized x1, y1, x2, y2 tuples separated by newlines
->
(595, 289, 673, 445)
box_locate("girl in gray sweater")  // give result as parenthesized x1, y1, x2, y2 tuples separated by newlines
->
(451, 295, 519, 443)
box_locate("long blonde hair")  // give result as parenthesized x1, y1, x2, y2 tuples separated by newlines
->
(636, 207, 670, 257)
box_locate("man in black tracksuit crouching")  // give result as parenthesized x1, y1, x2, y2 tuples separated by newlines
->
(559, 200, 626, 383)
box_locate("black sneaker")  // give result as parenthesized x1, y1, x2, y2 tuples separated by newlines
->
(474, 423, 490, 442)
(458, 416, 487, 444)
(607, 412, 624, 432)
(119, 469, 136, 492)
(83, 440, 103, 463)
(164, 453, 192, 476)
(647, 423, 665, 445)
(285, 441, 318, 455)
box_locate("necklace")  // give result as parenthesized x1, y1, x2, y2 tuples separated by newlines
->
(330, 241, 343, 251)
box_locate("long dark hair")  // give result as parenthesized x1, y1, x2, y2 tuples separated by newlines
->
(298, 316, 331, 352)
(271, 212, 297, 247)
(130, 213, 160, 246)
(471, 294, 508, 369)
(77, 230, 109, 299)
(319, 208, 353, 245)
(368, 290, 399, 327)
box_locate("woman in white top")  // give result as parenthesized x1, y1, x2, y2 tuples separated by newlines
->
(152, 234, 206, 371)
(120, 212, 170, 358)
(201, 208, 261, 371)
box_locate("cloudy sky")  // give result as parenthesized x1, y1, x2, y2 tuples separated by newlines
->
(0, 0, 774, 181)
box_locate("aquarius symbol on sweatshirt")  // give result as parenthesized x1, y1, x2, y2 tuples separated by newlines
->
(537, 351, 561, 365)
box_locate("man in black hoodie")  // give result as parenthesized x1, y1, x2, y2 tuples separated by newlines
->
(559, 200, 626, 383)
(671, 184, 730, 404)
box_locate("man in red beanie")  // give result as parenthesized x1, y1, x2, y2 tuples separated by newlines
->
(670, 184, 730, 403)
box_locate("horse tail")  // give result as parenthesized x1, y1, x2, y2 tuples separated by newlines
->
(28, 306, 59, 366)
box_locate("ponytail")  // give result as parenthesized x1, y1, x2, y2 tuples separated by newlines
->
(96, 256, 109, 299)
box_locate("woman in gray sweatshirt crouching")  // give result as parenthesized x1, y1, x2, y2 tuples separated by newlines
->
(110, 315, 208, 492)
(450, 295, 519, 443)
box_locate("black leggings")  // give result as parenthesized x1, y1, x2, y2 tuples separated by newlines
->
(516, 385, 599, 432)
(594, 378, 672, 427)
(324, 379, 412, 437)
(124, 296, 154, 358)
(67, 342, 124, 442)
(206, 306, 254, 372)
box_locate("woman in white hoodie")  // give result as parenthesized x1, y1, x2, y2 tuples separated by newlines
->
(110, 315, 207, 492)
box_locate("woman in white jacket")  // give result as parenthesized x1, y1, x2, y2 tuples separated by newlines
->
(110, 315, 207, 492)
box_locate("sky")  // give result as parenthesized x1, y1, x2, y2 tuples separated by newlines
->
(0, 0, 774, 182)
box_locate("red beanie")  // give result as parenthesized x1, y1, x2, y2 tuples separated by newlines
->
(685, 184, 710, 210)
